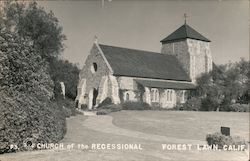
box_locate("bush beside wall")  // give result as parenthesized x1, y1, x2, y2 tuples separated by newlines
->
(96, 104, 122, 115)
(122, 101, 151, 110)
(174, 97, 202, 111)
(97, 97, 113, 108)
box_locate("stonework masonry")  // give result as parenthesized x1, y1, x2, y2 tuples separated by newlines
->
(77, 44, 111, 108)
(117, 76, 189, 108)
(161, 38, 212, 83)
(76, 44, 122, 109)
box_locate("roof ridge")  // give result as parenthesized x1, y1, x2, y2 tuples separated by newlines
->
(99, 44, 163, 55)
(99, 44, 179, 58)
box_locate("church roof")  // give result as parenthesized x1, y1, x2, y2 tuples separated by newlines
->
(160, 24, 210, 43)
(99, 44, 191, 82)
(135, 79, 196, 90)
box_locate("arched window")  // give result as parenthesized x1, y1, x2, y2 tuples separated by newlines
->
(170, 91, 172, 101)
(125, 93, 129, 101)
(151, 88, 159, 102)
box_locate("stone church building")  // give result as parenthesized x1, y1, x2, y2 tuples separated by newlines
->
(75, 23, 213, 109)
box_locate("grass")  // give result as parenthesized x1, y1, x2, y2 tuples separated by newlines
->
(111, 111, 249, 142)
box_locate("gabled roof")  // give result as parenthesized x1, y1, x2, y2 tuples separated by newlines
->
(161, 24, 210, 43)
(136, 79, 196, 90)
(99, 44, 191, 82)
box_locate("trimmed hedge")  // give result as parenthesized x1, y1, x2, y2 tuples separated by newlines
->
(122, 101, 151, 110)
(97, 104, 122, 115)
(0, 92, 66, 153)
(96, 109, 110, 115)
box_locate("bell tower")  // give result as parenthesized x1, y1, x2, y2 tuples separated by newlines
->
(161, 15, 212, 83)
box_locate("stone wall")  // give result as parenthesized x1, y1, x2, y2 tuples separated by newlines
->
(161, 41, 191, 80)
(77, 44, 111, 109)
(159, 89, 176, 108)
(117, 76, 191, 108)
(161, 38, 212, 83)
(187, 39, 213, 80)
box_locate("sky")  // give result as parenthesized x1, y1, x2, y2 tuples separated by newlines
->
(38, 0, 249, 68)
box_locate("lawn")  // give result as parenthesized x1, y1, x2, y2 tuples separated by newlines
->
(0, 111, 249, 161)
(111, 111, 249, 142)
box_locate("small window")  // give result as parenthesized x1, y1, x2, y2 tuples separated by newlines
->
(125, 93, 129, 101)
(91, 62, 97, 73)
(167, 90, 170, 101)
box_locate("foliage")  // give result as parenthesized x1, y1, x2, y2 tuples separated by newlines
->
(229, 103, 249, 112)
(200, 97, 220, 111)
(96, 104, 122, 115)
(180, 97, 202, 111)
(0, 26, 53, 98)
(122, 101, 152, 110)
(80, 104, 88, 110)
(49, 59, 79, 99)
(196, 59, 250, 111)
(2, 1, 80, 100)
(56, 97, 77, 117)
(0, 17, 66, 153)
(96, 109, 109, 115)
(206, 132, 247, 150)
(97, 97, 112, 108)
(4, 1, 66, 60)
(0, 92, 66, 153)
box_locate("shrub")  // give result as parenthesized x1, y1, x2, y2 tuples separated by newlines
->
(108, 104, 122, 112)
(0, 29, 66, 154)
(181, 97, 202, 111)
(97, 97, 112, 108)
(229, 103, 249, 112)
(201, 97, 220, 111)
(0, 92, 66, 154)
(80, 104, 88, 110)
(96, 104, 122, 115)
(206, 132, 247, 149)
(96, 109, 110, 115)
(122, 101, 152, 110)
(56, 98, 76, 117)
(173, 104, 184, 111)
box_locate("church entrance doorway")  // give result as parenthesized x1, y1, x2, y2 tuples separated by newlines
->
(92, 88, 99, 107)
(88, 88, 99, 110)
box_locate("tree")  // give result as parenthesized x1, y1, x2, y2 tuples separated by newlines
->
(49, 58, 80, 99)
(0, 2, 69, 153)
(4, 1, 66, 60)
(0, 25, 66, 153)
(3, 1, 80, 100)
(196, 59, 250, 111)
